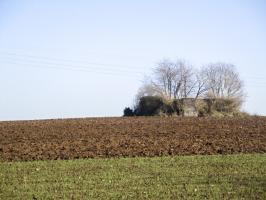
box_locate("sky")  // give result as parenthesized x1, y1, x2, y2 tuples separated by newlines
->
(0, 0, 265, 120)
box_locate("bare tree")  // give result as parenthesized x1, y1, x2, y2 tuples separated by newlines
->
(176, 60, 196, 98)
(202, 62, 244, 101)
(149, 59, 197, 100)
(153, 59, 177, 99)
(194, 68, 208, 99)
(136, 79, 164, 100)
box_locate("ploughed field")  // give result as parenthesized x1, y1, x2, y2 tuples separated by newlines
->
(0, 116, 266, 161)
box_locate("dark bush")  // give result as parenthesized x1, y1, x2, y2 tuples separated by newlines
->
(171, 99, 183, 115)
(123, 107, 135, 117)
(134, 96, 164, 116)
(161, 102, 175, 115)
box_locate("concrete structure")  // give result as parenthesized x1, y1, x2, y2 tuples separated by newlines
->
(181, 98, 198, 117)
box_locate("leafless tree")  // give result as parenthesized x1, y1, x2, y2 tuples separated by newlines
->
(153, 59, 177, 99)
(136, 79, 164, 100)
(194, 68, 209, 99)
(148, 59, 197, 100)
(202, 62, 245, 101)
(176, 60, 196, 98)
(137, 60, 244, 107)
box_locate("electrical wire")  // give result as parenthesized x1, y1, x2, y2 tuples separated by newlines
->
(1, 50, 265, 86)
(1, 60, 144, 79)
(0, 51, 147, 72)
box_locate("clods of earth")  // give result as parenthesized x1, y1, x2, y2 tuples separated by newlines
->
(0, 116, 266, 161)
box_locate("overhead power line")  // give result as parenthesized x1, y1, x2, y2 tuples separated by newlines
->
(0, 51, 150, 79)
(0, 56, 144, 75)
(1, 50, 265, 86)
(1, 60, 144, 79)
(0, 51, 147, 72)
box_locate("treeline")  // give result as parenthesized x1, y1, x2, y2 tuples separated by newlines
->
(124, 59, 246, 117)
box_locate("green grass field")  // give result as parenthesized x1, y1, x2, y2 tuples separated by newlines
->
(1, 154, 266, 199)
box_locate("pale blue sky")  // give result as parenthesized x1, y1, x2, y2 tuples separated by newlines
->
(0, 0, 265, 120)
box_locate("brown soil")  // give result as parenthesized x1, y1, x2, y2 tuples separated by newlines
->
(0, 116, 266, 161)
